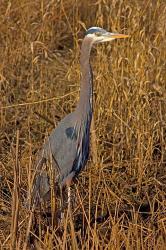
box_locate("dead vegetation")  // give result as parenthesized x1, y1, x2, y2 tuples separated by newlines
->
(0, 0, 166, 249)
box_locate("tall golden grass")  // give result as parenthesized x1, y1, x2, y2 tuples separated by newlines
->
(0, 0, 166, 249)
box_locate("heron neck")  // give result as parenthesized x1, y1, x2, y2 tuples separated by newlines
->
(76, 38, 93, 118)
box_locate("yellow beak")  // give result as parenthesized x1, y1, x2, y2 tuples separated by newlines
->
(110, 33, 130, 39)
(99, 32, 130, 43)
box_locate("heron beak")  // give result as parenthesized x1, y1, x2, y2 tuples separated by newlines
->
(102, 32, 129, 42)
(109, 33, 129, 39)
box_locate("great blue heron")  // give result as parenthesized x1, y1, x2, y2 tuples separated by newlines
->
(30, 27, 129, 212)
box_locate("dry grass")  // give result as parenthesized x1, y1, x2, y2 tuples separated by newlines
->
(0, 0, 166, 249)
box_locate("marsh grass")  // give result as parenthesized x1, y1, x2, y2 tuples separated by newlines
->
(0, 0, 166, 249)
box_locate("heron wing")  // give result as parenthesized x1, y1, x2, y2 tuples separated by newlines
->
(42, 112, 79, 182)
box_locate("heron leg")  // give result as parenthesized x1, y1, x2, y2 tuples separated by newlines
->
(58, 186, 64, 226)
(67, 185, 71, 211)
(57, 185, 72, 229)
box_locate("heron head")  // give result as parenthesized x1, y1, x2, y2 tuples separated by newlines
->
(85, 27, 129, 44)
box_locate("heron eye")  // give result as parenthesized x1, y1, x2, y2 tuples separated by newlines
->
(95, 32, 101, 36)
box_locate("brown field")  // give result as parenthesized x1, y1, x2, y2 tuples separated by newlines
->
(0, 0, 166, 249)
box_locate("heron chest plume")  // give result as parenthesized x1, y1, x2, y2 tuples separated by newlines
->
(70, 37, 94, 173)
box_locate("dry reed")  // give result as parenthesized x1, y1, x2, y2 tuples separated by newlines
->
(0, 0, 166, 249)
